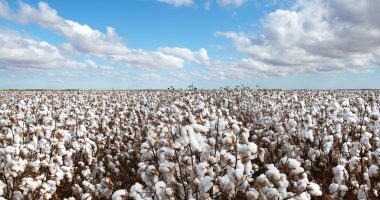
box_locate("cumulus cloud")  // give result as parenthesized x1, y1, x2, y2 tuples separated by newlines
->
(158, 47, 210, 66)
(157, 0, 193, 7)
(47, 71, 88, 79)
(0, 32, 86, 70)
(216, 0, 380, 77)
(217, 0, 246, 7)
(0, 1, 208, 69)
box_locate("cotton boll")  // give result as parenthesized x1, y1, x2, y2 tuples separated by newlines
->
(12, 191, 23, 200)
(357, 185, 369, 200)
(296, 179, 307, 192)
(81, 193, 92, 200)
(303, 129, 314, 142)
(165, 187, 174, 197)
(265, 188, 280, 199)
(232, 167, 244, 183)
(339, 185, 348, 197)
(255, 174, 271, 188)
(322, 135, 334, 153)
(98, 178, 114, 198)
(199, 176, 213, 193)
(130, 183, 144, 199)
(232, 123, 240, 134)
(192, 123, 209, 133)
(332, 165, 347, 185)
(208, 156, 217, 164)
(241, 128, 250, 143)
(245, 161, 254, 176)
(196, 162, 209, 178)
(159, 162, 174, 174)
(82, 181, 96, 194)
(112, 189, 128, 200)
(360, 132, 373, 149)
(308, 148, 320, 162)
(369, 165, 379, 177)
(348, 157, 360, 171)
(246, 188, 259, 200)
(218, 175, 234, 192)
(0, 180, 6, 196)
(187, 126, 202, 152)
(329, 183, 339, 194)
(265, 164, 281, 182)
(248, 142, 257, 154)
(155, 181, 166, 194)
(307, 182, 322, 196)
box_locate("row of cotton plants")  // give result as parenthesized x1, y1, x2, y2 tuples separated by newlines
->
(0, 89, 379, 199)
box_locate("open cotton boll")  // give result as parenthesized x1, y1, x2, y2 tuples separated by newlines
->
(348, 157, 360, 170)
(329, 183, 339, 194)
(81, 193, 92, 200)
(296, 179, 308, 192)
(246, 188, 259, 200)
(332, 165, 347, 185)
(307, 182, 322, 196)
(369, 165, 379, 177)
(199, 176, 213, 193)
(255, 174, 271, 188)
(12, 191, 23, 200)
(155, 181, 166, 194)
(196, 132, 208, 151)
(339, 185, 348, 197)
(230, 161, 245, 183)
(159, 162, 174, 174)
(0, 180, 6, 196)
(241, 128, 250, 143)
(265, 164, 281, 182)
(258, 148, 265, 162)
(360, 132, 373, 149)
(196, 162, 209, 178)
(180, 126, 189, 146)
(232, 123, 240, 134)
(357, 185, 369, 200)
(112, 189, 128, 200)
(130, 183, 145, 199)
(187, 126, 202, 152)
(218, 175, 234, 192)
(264, 188, 280, 199)
(191, 123, 209, 133)
(322, 135, 334, 153)
(280, 157, 304, 175)
(82, 181, 96, 194)
(308, 148, 320, 162)
(248, 142, 258, 154)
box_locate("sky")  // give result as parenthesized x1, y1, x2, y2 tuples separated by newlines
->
(0, 0, 379, 89)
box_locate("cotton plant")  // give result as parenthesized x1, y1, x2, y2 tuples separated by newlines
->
(1, 89, 380, 199)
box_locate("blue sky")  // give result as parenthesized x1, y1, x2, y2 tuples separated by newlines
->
(0, 0, 379, 89)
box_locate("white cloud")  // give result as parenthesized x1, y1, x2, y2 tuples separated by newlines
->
(158, 0, 193, 7)
(0, 1, 208, 70)
(158, 47, 210, 66)
(84, 59, 98, 69)
(2, 1, 129, 56)
(215, 0, 380, 78)
(0, 32, 86, 70)
(113, 50, 185, 69)
(47, 71, 88, 79)
(0, 0, 9, 18)
(217, 0, 246, 7)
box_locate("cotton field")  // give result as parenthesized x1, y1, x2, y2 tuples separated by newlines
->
(0, 89, 380, 200)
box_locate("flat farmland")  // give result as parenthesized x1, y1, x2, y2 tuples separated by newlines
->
(0, 89, 379, 199)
